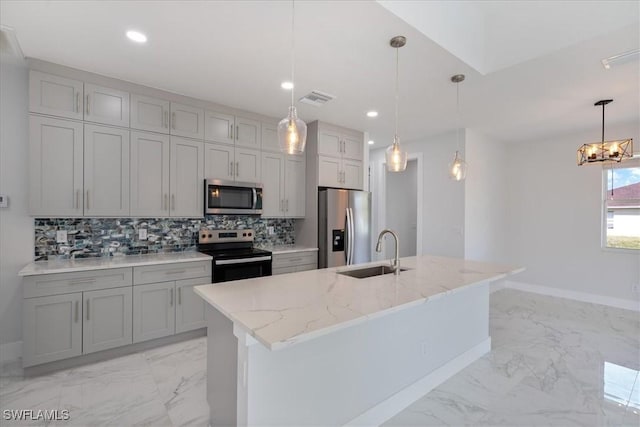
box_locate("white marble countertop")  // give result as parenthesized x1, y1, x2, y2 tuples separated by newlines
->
(18, 252, 212, 276)
(194, 255, 523, 351)
(260, 245, 319, 255)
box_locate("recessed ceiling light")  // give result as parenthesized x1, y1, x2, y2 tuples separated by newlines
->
(368, 140, 375, 145)
(126, 30, 147, 44)
(281, 81, 294, 90)
(366, 111, 378, 118)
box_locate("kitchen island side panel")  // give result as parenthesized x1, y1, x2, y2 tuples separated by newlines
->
(229, 281, 490, 426)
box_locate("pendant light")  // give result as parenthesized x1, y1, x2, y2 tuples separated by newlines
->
(277, 0, 307, 155)
(448, 74, 467, 181)
(577, 99, 633, 166)
(385, 36, 408, 172)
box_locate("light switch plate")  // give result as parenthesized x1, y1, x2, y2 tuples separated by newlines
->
(0, 194, 7, 208)
(138, 229, 148, 240)
(56, 230, 68, 243)
(267, 226, 275, 235)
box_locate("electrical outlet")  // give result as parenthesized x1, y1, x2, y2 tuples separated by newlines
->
(138, 229, 148, 240)
(56, 230, 67, 243)
(267, 226, 275, 235)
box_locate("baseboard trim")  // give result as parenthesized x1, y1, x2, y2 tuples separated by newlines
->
(344, 337, 491, 427)
(503, 280, 640, 312)
(0, 341, 22, 363)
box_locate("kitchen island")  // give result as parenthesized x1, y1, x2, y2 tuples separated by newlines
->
(194, 255, 522, 426)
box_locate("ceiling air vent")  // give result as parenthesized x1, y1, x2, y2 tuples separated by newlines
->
(299, 90, 336, 107)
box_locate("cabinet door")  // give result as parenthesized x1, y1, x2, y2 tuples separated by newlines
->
(83, 287, 133, 354)
(261, 152, 284, 217)
(29, 71, 83, 120)
(234, 116, 261, 149)
(170, 103, 204, 139)
(285, 155, 306, 217)
(29, 116, 84, 216)
(318, 155, 342, 188)
(204, 142, 234, 181)
(23, 293, 82, 367)
(84, 124, 130, 216)
(204, 110, 234, 145)
(261, 122, 279, 152)
(343, 159, 363, 190)
(131, 94, 170, 134)
(235, 147, 261, 183)
(133, 282, 175, 343)
(130, 131, 171, 216)
(318, 129, 342, 158)
(175, 278, 208, 333)
(342, 135, 363, 161)
(170, 137, 203, 217)
(84, 83, 130, 127)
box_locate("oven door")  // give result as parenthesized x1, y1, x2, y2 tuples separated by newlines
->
(205, 179, 262, 215)
(213, 256, 272, 283)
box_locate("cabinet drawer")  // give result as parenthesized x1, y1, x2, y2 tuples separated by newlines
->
(133, 261, 211, 285)
(272, 251, 317, 269)
(23, 268, 133, 298)
(272, 266, 297, 276)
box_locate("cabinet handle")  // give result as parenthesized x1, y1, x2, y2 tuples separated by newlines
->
(86, 94, 90, 115)
(286, 199, 289, 212)
(171, 194, 175, 210)
(236, 161, 240, 177)
(229, 161, 233, 177)
(76, 92, 80, 113)
(178, 287, 182, 305)
(86, 300, 90, 321)
(230, 124, 233, 139)
(165, 269, 186, 275)
(70, 278, 96, 285)
(170, 288, 174, 307)
(172, 112, 176, 129)
(86, 190, 90, 210)
(280, 199, 283, 212)
(164, 194, 168, 211)
(236, 125, 239, 140)
(75, 301, 79, 323)
(75, 189, 80, 210)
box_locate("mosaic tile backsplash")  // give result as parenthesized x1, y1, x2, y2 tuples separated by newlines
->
(34, 216, 296, 260)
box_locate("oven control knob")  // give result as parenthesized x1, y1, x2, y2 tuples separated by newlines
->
(208, 234, 213, 238)
(201, 234, 206, 239)
(243, 233, 247, 237)
(248, 232, 252, 236)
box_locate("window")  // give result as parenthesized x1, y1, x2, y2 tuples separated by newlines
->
(604, 163, 640, 250)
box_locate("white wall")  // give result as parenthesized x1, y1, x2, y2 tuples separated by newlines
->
(464, 129, 508, 262)
(371, 130, 465, 258)
(505, 122, 640, 302)
(385, 159, 417, 258)
(0, 52, 32, 352)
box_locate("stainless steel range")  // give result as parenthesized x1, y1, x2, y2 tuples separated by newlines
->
(196, 229, 272, 283)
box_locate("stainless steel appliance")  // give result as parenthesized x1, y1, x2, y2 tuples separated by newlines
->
(318, 188, 371, 268)
(196, 229, 272, 283)
(204, 179, 263, 215)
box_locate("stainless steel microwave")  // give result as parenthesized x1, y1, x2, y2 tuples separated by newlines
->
(204, 179, 263, 215)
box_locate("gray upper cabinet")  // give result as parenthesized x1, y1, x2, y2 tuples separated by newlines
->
(84, 83, 130, 128)
(84, 124, 130, 216)
(131, 94, 170, 134)
(170, 137, 204, 217)
(260, 151, 305, 218)
(318, 129, 342, 158)
(261, 121, 279, 153)
(130, 131, 171, 217)
(29, 115, 84, 216)
(82, 287, 133, 354)
(170, 103, 204, 139)
(204, 110, 235, 145)
(22, 292, 83, 367)
(204, 142, 235, 181)
(204, 110, 260, 149)
(29, 70, 84, 120)
(342, 135, 364, 161)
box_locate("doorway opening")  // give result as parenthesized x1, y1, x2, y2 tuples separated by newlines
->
(384, 159, 418, 257)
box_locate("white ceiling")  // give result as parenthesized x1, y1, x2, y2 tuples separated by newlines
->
(1, 0, 638, 148)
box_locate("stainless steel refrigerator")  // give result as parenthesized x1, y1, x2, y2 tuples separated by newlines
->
(318, 188, 371, 268)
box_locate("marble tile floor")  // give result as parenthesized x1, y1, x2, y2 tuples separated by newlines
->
(1, 289, 639, 426)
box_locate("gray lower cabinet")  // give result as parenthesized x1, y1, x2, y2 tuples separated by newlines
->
(272, 251, 318, 275)
(175, 278, 207, 333)
(23, 292, 83, 367)
(83, 287, 133, 354)
(133, 282, 176, 343)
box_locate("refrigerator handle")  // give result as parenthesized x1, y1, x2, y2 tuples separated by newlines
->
(345, 208, 350, 265)
(348, 208, 355, 265)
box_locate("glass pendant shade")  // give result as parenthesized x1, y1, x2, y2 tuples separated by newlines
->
(448, 151, 467, 181)
(277, 106, 307, 155)
(386, 136, 408, 172)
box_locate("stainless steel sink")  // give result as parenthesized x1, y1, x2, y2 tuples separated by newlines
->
(338, 265, 408, 279)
